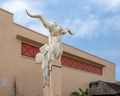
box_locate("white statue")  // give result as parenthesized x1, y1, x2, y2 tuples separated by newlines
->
(35, 44, 50, 85)
(26, 10, 73, 86)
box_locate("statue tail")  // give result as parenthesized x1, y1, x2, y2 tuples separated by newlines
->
(26, 10, 50, 29)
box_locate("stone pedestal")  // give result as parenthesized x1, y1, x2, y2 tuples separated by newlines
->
(49, 60, 62, 96)
(43, 60, 62, 96)
(43, 86, 50, 96)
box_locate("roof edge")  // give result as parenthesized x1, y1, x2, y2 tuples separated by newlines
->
(63, 43, 115, 65)
(0, 8, 13, 15)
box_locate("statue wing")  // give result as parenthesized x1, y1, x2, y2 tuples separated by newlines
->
(26, 10, 51, 29)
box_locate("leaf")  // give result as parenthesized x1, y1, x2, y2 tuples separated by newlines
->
(71, 92, 81, 96)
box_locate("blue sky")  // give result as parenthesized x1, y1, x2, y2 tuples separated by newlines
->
(0, 0, 120, 81)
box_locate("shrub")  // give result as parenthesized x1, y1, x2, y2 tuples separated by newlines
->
(70, 88, 92, 96)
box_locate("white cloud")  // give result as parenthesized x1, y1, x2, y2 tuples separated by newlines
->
(75, 19, 99, 38)
(1, 1, 29, 13)
(96, 0, 120, 11)
(63, 11, 120, 39)
(0, 0, 46, 35)
(63, 18, 99, 39)
(105, 0, 120, 8)
(1, 0, 30, 24)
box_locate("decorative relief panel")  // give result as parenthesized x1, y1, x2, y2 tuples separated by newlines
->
(21, 42, 39, 58)
(61, 56, 102, 75)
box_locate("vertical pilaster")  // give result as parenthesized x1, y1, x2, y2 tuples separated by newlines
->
(49, 60, 62, 96)
(43, 86, 50, 96)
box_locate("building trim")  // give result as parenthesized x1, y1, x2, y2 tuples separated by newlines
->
(17, 34, 43, 47)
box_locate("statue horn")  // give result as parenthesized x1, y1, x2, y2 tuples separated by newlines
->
(26, 10, 50, 29)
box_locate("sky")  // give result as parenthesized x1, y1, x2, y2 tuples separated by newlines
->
(0, 0, 120, 81)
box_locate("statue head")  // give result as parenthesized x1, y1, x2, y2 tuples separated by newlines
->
(53, 22, 58, 27)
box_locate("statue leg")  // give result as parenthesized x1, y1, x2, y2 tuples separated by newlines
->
(49, 45, 55, 61)
(55, 43, 63, 60)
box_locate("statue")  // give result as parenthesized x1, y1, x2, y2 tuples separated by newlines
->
(26, 10, 73, 86)
(35, 44, 50, 85)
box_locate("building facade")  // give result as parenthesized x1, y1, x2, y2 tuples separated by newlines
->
(0, 9, 116, 96)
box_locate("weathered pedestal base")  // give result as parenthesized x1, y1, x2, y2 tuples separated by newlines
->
(43, 86, 50, 96)
(43, 60, 62, 96)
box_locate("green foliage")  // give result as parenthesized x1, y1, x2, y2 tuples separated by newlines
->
(71, 91, 81, 96)
(70, 88, 92, 96)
